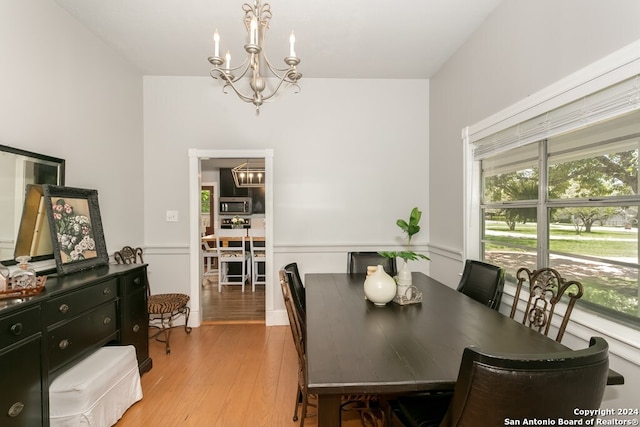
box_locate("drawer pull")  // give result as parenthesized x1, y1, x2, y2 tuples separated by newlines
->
(103, 317, 112, 326)
(10, 323, 23, 336)
(58, 339, 70, 350)
(103, 287, 112, 295)
(134, 277, 141, 285)
(8, 402, 24, 417)
(133, 324, 140, 333)
(59, 303, 69, 314)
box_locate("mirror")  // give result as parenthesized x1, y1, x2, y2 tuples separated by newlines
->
(0, 144, 65, 266)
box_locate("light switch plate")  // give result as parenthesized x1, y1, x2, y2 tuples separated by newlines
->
(166, 210, 179, 222)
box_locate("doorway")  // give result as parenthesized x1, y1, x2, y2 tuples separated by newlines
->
(188, 149, 273, 328)
(200, 162, 264, 322)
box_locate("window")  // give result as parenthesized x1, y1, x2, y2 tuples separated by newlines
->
(482, 143, 539, 278)
(464, 41, 640, 345)
(200, 186, 214, 236)
(480, 107, 640, 326)
(201, 189, 211, 214)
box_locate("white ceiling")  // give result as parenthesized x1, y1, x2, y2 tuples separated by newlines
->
(53, 0, 502, 79)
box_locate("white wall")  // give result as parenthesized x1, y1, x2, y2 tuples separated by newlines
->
(429, 0, 640, 410)
(143, 76, 430, 323)
(6, 0, 635, 410)
(0, 0, 145, 254)
(3, 0, 430, 325)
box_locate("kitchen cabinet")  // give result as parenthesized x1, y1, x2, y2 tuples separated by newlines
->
(220, 168, 249, 197)
(219, 167, 266, 215)
(250, 186, 265, 214)
(220, 168, 265, 213)
(0, 263, 151, 426)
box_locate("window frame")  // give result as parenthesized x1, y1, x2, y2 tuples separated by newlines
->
(462, 39, 640, 361)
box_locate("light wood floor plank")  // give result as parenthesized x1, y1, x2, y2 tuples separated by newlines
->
(116, 324, 366, 427)
(243, 327, 285, 427)
(201, 276, 265, 322)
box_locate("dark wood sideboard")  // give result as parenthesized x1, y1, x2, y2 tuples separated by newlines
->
(0, 263, 152, 427)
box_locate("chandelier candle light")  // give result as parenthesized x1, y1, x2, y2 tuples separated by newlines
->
(208, 0, 302, 114)
(232, 161, 265, 187)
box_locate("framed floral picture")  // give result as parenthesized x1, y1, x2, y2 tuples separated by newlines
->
(42, 185, 108, 275)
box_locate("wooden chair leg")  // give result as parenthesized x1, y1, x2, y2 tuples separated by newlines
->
(299, 389, 308, 427)
(293, 388, 301, 421)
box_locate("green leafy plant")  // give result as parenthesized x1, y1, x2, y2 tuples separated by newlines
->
(380, 207, 430, 262)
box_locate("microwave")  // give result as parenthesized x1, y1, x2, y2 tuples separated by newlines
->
(219, 197, 252, 215)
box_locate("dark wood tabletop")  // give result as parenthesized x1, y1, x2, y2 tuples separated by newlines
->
(305, 272, 623, 427)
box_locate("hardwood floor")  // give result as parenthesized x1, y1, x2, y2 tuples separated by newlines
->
(116, 324, 365, 426)
(201, 273, 265, 323)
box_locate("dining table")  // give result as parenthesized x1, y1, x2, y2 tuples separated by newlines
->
(304, 272, 624, 427)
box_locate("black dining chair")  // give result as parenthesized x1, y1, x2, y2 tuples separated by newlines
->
(456, 259, 505, 310)
(389, 336, 610, 427)
(279, 269, 312, 425)
(279, 269, 384, 427)
(283, 262, 306, 323)
(347, 251, 397, 276)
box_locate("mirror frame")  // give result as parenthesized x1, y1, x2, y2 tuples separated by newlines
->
(0, 144, 65, 266)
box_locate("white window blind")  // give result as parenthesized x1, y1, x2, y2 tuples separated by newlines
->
(473, 75, 640, 161)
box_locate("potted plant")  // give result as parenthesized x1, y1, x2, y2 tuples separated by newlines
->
(380, 207, 430, 292)
(231, 216, 245, 229)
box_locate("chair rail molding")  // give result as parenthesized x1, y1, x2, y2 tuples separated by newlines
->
(274, 242, 430, 254)
(141, 244, 189, 255)
(427, 243, 463, 262)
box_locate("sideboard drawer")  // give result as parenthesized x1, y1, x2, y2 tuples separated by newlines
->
(122, 268, 146, 293)
(0, 305, 41, 348)
(47, 302, 118, 372)
(0, 336, 43, 427)
(44, 278, 118, 325)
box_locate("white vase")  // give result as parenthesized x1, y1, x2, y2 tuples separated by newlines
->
(396, 260, 412, 298)
(364, 265, 397, 306)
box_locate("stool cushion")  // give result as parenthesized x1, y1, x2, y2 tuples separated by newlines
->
(50, 345, 142, 427)
(148, 293, 189, 315)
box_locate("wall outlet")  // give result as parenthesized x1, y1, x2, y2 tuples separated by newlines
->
(166, 210, 179, 222)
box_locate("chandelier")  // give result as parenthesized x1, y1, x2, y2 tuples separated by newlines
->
(208, 0, 302, 114)
(232, 161, 265, 187)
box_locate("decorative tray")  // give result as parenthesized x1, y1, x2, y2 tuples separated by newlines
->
(393, 285, 422, 305)
(0, 276, 47, 300)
